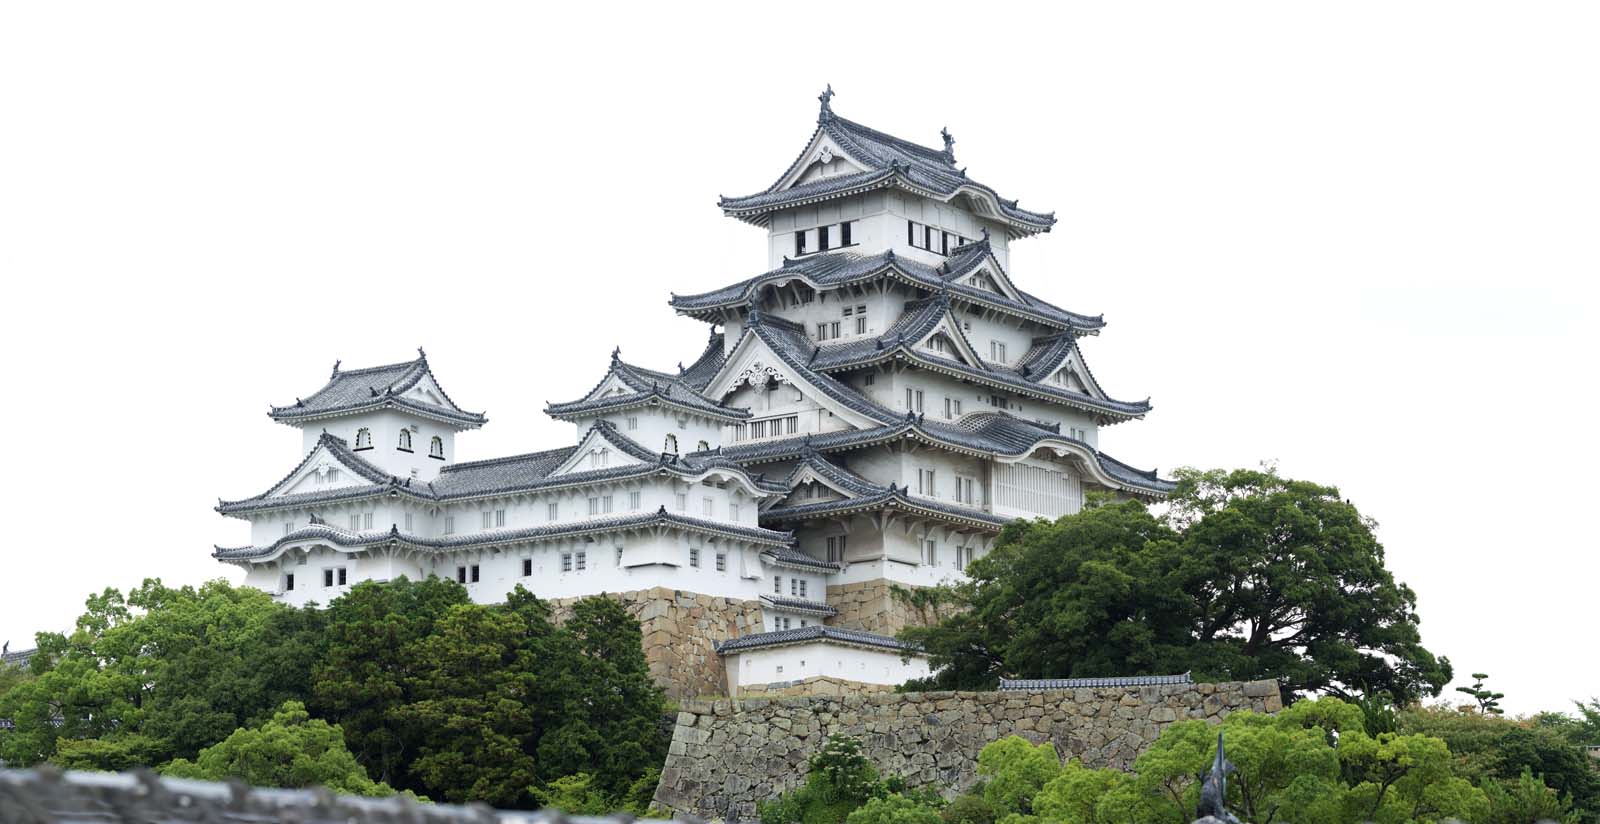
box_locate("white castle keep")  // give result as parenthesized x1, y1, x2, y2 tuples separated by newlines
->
(215, 89, 1173, 698)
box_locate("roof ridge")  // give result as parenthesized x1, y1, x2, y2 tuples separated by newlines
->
(439, 445, 577, 473)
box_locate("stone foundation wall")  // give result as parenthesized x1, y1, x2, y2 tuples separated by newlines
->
(653, 679, 1282, 821)
(549, 587, 762, 699)
(733, 676, 897, 698)
(826, 579, 957, 635)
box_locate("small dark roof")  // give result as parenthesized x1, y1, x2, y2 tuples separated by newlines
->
(546, 344, 747, 421)
(759, 594, 839, 617)
(715, 625, 918, 654)
(759, 545, 843, 573)
(1, 647, 36, 668)
(671, 242, 1103, 334)
(719, 94, 1055, 236)
(998, 673, 1194, 690)
(215, 508, 794, 561)
(269, 352, 486, 427)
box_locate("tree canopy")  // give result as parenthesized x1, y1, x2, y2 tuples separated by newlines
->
(161, 701, 394, 796)
(900, 467, 1452, 704)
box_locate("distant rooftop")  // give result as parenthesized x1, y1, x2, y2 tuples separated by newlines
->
(998, 673, 1194, 690)
(268, 349, 487, 428)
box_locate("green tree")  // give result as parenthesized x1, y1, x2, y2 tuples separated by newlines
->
(0, 580, 322, 769)
(976, 737, 1063, 817)
(760, 735, 890, 824)
(1456, 673, 1507, 715)
(1400, 705, 1599, 821)
(846, 794, 944, 824)
(161, 701, 393, 796)
(1480, 767, 1580, 824)
(902, 468, 1452, 705)
(310, 575, 469, 789)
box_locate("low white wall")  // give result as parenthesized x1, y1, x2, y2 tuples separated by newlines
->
(724, 640, 930, 696)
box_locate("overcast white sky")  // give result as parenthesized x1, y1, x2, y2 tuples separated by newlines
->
(2, 3, 1595, 715)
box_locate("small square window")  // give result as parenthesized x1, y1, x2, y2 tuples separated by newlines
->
(576, 551, 587, 571)
(689, 547, 700, 567)
(715, 552, 727, 572)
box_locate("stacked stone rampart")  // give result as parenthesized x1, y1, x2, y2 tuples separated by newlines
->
(653, 679, 1282, 821)
(550, 587, 762, 699)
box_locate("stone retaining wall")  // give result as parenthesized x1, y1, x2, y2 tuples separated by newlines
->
(733, 675, 897, 698)
(825, 580, 955, 635)
(653, 679, 1282, 821)
(550, 587, 762, 699)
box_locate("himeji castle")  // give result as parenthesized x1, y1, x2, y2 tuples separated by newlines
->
(214, 88, 1174, 699)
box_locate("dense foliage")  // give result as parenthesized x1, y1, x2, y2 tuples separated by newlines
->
(0, 577, 667, 811)
(162, 701, 396, 796)
(777, 699, 1593, 824)
(900, 468, 1452, 704)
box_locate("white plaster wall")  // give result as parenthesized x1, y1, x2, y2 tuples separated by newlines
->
(298, 410, 457, 482)
(725, 640, 931, 695)
(765, 193, 888, 269)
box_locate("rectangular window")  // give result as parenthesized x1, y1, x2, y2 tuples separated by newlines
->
(470, 565, 479, 582)
(944, 397, 963, 419)
(561, 553, 573, 572)
(547, 502, 558, 520)
(715, 552, 727, 572)
(863, 373, 875, 386)
(675, 493, 687, 511)
(703, 497, 713, 517)
(730, 502, 741, 522)
(905, 388, 924, 413)
(924, 225, 934, 250)
(522, 558, 532, 576)
(323, 568, 334, 587)
(443, 515, 455, 534)
(795, 230, 806, 256)
(575, 552, 587, 571)
(601, 496, 613, 513)
(615, 546, 624, 566)
(957, 476, 977, 504)
(818, 224, 831, 252)
(284, 573, 294, 591)
(627, 416, 638, 430)
(816, 323, 828, 341)
(990, 341, 1007, 363)
(482, 511, 492, 529)
(349, 514, 361, 531)
(588, 497, 599, 516)
(283, 522, 292, 537)
(456, 566, 468, 583)
(689, 547, 700, 567)
(918, 468, 936, 496)
(830, 321, 840, 338)
(403, 513, 413, 531)
(629, 491, 641, 510)
(907, 219, 915, 245)
(924, 539, 938, 566)
(826, 535, 846, 563)
(840, 221, 852, 246)
(363, 512, 373, 529)
(791, 578, 799, 596)
(774, 575, 782, 594)
(495, 509, 506, 527)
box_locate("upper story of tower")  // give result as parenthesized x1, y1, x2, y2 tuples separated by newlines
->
(717, 87, 1055, 273)
(267, 349, 486, 482)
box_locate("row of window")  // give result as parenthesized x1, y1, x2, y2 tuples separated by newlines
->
(907, 220, 970, 256)
(793, 220, 856, 257)
(352, 428, 445, 459)
(914, 467, 981, 505)
(731, 415, 798, 442)
(815, 304, 870, 341)
(921, 539, 977, 569)
(773, 575, 809, 598)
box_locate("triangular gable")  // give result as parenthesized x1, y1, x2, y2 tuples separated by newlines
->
(774, 129, 873, 193)
(702, 326, 883, 430)
(909, 315, 987, 370)
(267, 438, 388, 499)
(547, 423, 653, 477)
(401, 371, 452, 409)
(1047, 344, 1111, 400)
(951, 257, 1026, 305)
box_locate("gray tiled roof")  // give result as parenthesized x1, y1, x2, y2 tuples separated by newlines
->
(671, 243, 1104, 333)
(998, 672, 1194, 690)
(215, 432, 408, 514)
(798, 298, 1151, 419)
(718, 100, 1055, 235)
(269, 352, 487, 427)
(785, 449, 883, 497)
(759, 594, 839, 617)
(546, 345, 747, 421)
(715, 625, 919, 654)
(214, 507, 794, 561)
(1, 647, 35, 669)
(219, 422, 789, 517)
(701, 414, 1174, 497)
(0, 768, 626, 823)
(759, 546, 843, 573)
(769, 450, 1009, 529)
